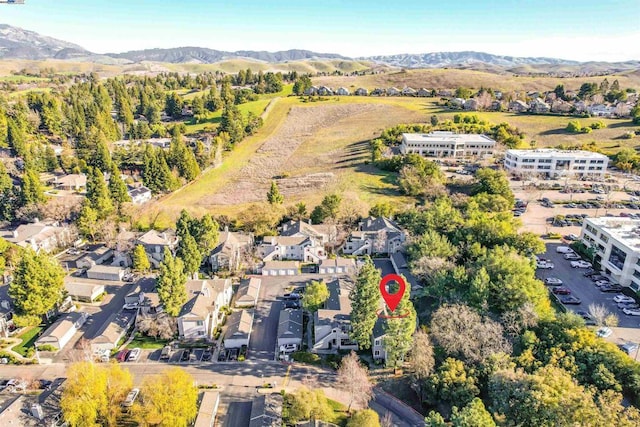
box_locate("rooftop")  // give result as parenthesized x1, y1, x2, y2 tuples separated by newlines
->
(236, 278, 261, 305)
(36, 312, 86, 342)
(137, 229, 177, 246)
(402, 131, 496, 145)
(65, 281, 104, 297)
(263, 261, 299, 270)
(506, 148, 609, 160)
(225, 310, 253, 340)
(585, 217, 640, 251)
(277, 309, 302, 340)
(194, 391, 220, 427)
(249, 394, 283, 427)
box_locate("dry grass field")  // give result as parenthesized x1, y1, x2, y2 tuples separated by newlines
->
(312, 68, 640, 93)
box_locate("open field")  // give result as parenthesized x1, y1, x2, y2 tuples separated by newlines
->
(312, 68, 640, 93)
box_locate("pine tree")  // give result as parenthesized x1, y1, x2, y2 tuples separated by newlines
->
(383, 281, 417, 368)
(77, 202, 99, 240)
(86, 167, 114, 218)
(108, 163, 131, 208)
(157, 247, 187, 317)
(267, 181, 284, 205)
(176, 209, 193, 240)
(350, 257, 381, 349)
(196, 213, 219, 254)
(21, 167, 45, 206)
(132, 244, 151, 272)
(177, 232, 202, 278)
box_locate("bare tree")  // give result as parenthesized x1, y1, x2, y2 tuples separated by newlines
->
(588, 303, 609, 326)
(380, 412, 393, 427)
(410, 256, 454, 282)
(501, 303, 539, 337)
(137, 314, 177, 340)
(336, 351, 374, 412)
(407, 329, 435, 401)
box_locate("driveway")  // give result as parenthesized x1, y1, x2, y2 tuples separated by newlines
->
(373, 259, 395, 277)
(536, 243, 639, 328)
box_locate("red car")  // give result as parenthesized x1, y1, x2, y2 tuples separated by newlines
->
(116, 350, 130, 362)
(552, 287, 571, 295)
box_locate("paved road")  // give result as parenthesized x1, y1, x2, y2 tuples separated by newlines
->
(536, 243, 639, 328)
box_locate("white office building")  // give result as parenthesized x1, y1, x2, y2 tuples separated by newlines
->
(400, 131, 496, 158)
(504, 149, 609, 178)
(580, 217, 640, 291)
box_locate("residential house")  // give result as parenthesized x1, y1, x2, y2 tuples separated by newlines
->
(303, 86, 318, 96)
(530, 98, 551, 114)
(86, 265, 124, 281)
(65, 281, 105, 303)
(1, 220, 72, 253)
(574, 100, 588, 113)
(54, 174, 86, 191)
(318, 258, 355, 275)
(417, 88, 431, 97)
(494, 91, 503, 100)
(588, 104, 615, 117)
(194, 391, 220, 427)
(354, 87, 368, 96)
(387, 87, 400, 96)
(402, 87, 416, 96)
(209, 229, 254, 272)
(76, 246, 113, 270)
(336, 87, 350, 96)
(181, 106, 194, 117)
(249, 394, 283, 427)
(0, 295, 15, 338)
(128, 186, 152, 204)
(317, 86, 334, 96)
(313, 280, 358, 353)
(372, 317, 387, 362)
(235, 278, 261, 308)
(261, 261, 299, 276)
(508, 100, 529, 113)
(277, 309, 303, 349)
(278, 220, 336, 245)
(371, 88, 386, 96)
(551, 100, 573, 114)
(390, 252, 422, 291)
(35, 311, 87, 351)
(91, 311, 136, 353)
(125, 284, 162, 316)
(223, 310, 253, 349)
(490, 100, 503, 111)
(177, 279, 232, 340)
(342, 217, 405, 255)
(615, 102, 633, 118)
(464, 98, 479, 111)
(437, 89, 453, 97)
(258, 236, 325, 263)
(450, 97, 465, 108)
(136, 229, 178, 267)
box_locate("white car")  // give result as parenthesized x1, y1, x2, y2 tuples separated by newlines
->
(279, 344, 298, 354)
(127, 348, 141, 362)
(122, 303, 139, 311)
(544, 277, 563, 286)
(623, 308, 640, 316)
(556, 246, 574, 253)
(596, 327, 613, 338)
(614, 295, 636, 304)
(571, 260, 591, 268)
(536, 261, 554, 269)
(122, 388, 140, 407)
(564, 253, 581, 260)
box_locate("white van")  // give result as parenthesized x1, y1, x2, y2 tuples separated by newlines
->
(556, 246, 574, 254)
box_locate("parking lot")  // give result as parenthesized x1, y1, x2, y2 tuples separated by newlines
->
(536, 243, 639, 328)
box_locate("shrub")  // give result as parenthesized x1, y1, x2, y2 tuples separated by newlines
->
(36, 344, 57, 352)
(291, 351, 321, 364)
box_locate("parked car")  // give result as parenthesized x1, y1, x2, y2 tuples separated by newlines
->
(614, 295, 636, 304)
(596, 327, 613, 337)
(116, 350, 130, 363)
(583, 269, 598, 277)
(556, 246, 574, 253)
(620, 342, 639, 355)
(623, 308, 640, 316)
(590, 275, 607, 282)
(552, 287, 571, 295)
(284, 300, 301, 309)
(575, 311, 596, 325)
(565, 234, 579, 240)
(122, 388, 140, 407)
(202, 347, 212, 362)
(180, 348, 192, 362)
(571, 260, 591, 268)
(564, 253, 581, 260)
(544, 277, 563, 286)
(122, 303, 139, 311)
(283, 293, 301, 300)
(617, 303, 640, 309)
(160, 345, 172, 360)
(601, 285, 624, 293)
(127, 348, 141, 362)
(536, 260, 554, 269)
(38, 379, 53, 390)
(560, 295, 581, 305)
(594, 280, 611, 287)
(279, 344, 298, 354)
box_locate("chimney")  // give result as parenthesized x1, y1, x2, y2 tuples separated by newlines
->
(12, 230, 18, 239)
(224, 225, 229, 232)
(203, 284, 210, 298)
(308, 218, 312, 225)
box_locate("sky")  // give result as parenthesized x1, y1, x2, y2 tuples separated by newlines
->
(1, 0, 639, 61)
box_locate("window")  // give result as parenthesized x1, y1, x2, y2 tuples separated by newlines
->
(374, 339, 381, 346)
(198, 330, 205, 336)
(608, 245, 627, 270)
(374, 351, 380, 356)
(196, 320, 204, 326)
(599, 234, 608, 243)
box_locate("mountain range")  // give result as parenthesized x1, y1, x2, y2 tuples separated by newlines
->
(0, 23, 638, 71)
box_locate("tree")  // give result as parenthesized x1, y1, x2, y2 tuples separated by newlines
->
(86, 167, 114, 218)
(336, 351, 374, 412)
(383, 285, 417, 368)
(455, 87, 473, 99)
(137, 313, 177, 340)
(177, 232, 202, 278)
(302, 280, 329, 312)
(103, 363, 134, 427)
(157, 247, 187, 317)
(193, 213, 219, 254)
(61, 362, 108, 427)
(9, 249, 65, 326)
(108, 163, 131, 208)
(21, 167, 45, 206)
(350, 257, 381, 349)
(451, 398, 496, 427)
(347, 409, 380, 427)
(472, 168, 514, 206)
(267, 180, 284, 205)
(430, 115, 439, 126)
(310, 194, 342, 223)
(133, 244, 151, 272)
(283, 388, 333, 424)
(293, 75, 312, 96)
(408, 329, 435, 399)
(425, 358, 479, 411)
(369, 202, 395, 218)
(77, 202, 99, 240)
(135, 368, 198, 427)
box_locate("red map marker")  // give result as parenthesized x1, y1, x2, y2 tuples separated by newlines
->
(379, 274, 406, 312)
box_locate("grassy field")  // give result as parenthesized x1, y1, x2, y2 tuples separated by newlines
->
(312, 68, 640, 93)
(13, 326, 43, 357)
(126, 333, 170, 350)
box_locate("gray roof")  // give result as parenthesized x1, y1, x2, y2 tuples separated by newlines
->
(128, 186, 151, 198)
(360, 216, 402, 233)
(65, 282, 104, 298)
(36, 312, 86, 343)
(87, 265, 123, 275)
(315, 280, 352, 329)
(319, 257, 355, 269)
(225, 310, 253, 341)
(277, 309, 302, 340)
(236, 278, 261, 305)
(194, 391, 220, 427)
(92, 312, 135, 345)
(249, 394, 283, 427)
(137, 229, 177, 246)
(390, 252, 421, 291)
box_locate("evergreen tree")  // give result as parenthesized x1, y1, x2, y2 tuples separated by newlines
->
(168, 129, 200, 181)
(194, 213, 219, 254)
(350, 257, 381, 349)
(108, 163, 131, 208)
(267, 181, 284, 205)
(176, 209, 193, 240)
(157, 247, 187, 317)
(21, 167, 45, 205)
(132, 244, 151, 272)
(76, 202, 99, 240)
(8, 249, 65, 326)
(383, 283, 417, 368)
(177, 232, 202, 278)
(86, 167, 114, 218)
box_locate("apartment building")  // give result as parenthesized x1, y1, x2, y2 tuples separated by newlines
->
(504, 149, 609, 178)
(400, 131, 496, 158)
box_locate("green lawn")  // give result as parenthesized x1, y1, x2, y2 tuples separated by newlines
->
(13, 326, 44, 357)
(326, 398, 349, 426)
(126, 333, 170, 350)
